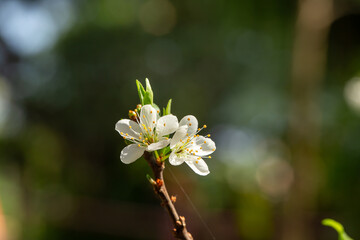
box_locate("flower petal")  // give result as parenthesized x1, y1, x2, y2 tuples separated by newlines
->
(189, 135, 216, 156)
(185, 157, 210, 176)
(140, 105, 158, 130)
(169, 152, 185, 166)
(170, 125, 188, 149)
(146, 139, 170, 151)
(120, 144, 145, 164)
(179, 115, 198, 135)
(115, 119, 141, 140)
(156, 114, 179, 137)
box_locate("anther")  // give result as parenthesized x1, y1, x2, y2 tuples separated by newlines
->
(150, 111, 153, 113)
(207, 134, 211, 137)
(138, 144, 141, 147)
(209, 156, 212, 159)
(203, 125, 207, 128)
(171, 195, 177, 203)
(204, 141, 206, 143)
(189, 123, 192, 126)
(164, 123, 166, 126)
(153, 121, 155, 124)
(129, 126, 132, 129)
(157, 110, 160, 113)
(212, 148, 215, 151)
(196, 161, 199, 164)
(187, 118, 190, 121)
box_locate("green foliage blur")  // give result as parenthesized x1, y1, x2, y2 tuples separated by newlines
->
(0, 0, 360, 239)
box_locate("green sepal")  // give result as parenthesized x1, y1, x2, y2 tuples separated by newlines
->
(163, 99, 172, 115)
(322, 219, 354, 240)
(136, 80, 146, 105)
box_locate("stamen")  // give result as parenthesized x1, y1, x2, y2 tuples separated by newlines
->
(207, 134, 210, 137)
(203, 125, 207, 128)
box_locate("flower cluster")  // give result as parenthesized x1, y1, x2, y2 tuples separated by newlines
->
(115, 79, 216, 176)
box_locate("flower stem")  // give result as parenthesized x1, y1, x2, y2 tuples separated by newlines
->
(143, 151, 193, 240)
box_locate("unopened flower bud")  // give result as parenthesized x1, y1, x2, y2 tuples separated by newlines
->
(128, 110, 137, 121)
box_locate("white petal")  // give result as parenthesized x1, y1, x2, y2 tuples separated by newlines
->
(185, 157, 210, 176)
(115, 119, 141, 140)
(156, 114, 179, 137)
(120, 144, 145, 164)
(179, 115, 198, 135)
(170, 125, 188, 149)
(140, 105, 158, 130)
(169, 152, 185, 166)
(188, 135, 216, 156)
(146, 139, 170, 151)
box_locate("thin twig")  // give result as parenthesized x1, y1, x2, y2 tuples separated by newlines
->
(144, 151, 193, 240)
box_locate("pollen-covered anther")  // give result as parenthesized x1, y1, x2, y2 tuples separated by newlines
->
(150, 111, 153, 113)
(186, 134, 189, 136)
(197, 157, 201, 160)
(139, 136, 142, 139)
(120, 132, 124, 135)
(145, 138, 148, 141)
(189, 123, 192, 126)
(195, 161, 199, 164)
(203, 125, 207, 128)
(171, 195, 177, 203)
(164, 123, 166, 126)
(129, 126, 132, 129)
(198, 128, 201, 131)
(209, 156, 212, 159)
(125, 133, 129, 136)
(143, 115, 145, 118)
(200, 147, 203, 149)
(207, 134, 211, 137)
(212, 148, 215, 151)
(153, 121, 155, 124)
(204, 141, 206, 143)
(165, 137, 169, 140)
(187, 118, 190, 121)
(157, 110, 160, 113)
(138, 144, 141, 147)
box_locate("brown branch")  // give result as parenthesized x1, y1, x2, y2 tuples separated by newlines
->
(143, 151, 193, 240)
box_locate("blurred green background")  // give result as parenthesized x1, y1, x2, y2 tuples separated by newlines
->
(0, 0, 360, 239)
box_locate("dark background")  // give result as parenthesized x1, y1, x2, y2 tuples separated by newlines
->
(0, 0, 360, 239)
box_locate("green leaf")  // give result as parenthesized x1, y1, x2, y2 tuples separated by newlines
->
(144, 78, 154, 105)
(322, 219, 354, 240)
(136, 80, 146, 105)
(163, 99, 172, 115)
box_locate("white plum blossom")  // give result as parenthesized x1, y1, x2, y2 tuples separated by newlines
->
(116, 104, 179, 164)
(169, 115, 216, 176)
